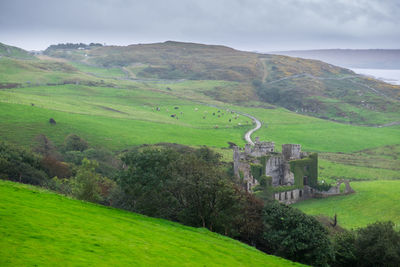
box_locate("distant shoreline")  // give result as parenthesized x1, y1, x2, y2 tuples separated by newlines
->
(351, 68, 400, 85)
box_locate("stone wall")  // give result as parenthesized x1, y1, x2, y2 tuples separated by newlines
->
(274, 186, 315, 205)
(265, 156, 294, 186)
(313, 179, 355, 198)
(282, 144, 301, 160)
(245, 141, 275, 157)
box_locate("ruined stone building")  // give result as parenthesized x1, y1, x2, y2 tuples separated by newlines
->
(233, 137, 319, 204)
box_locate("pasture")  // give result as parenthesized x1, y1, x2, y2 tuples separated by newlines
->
(293, 180, 400, 230)
(0, 180, 300, 266)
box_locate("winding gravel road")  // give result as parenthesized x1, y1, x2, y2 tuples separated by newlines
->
(233, 111, 262, 145)
(243, 114, 262, 145)
(199, 103, 262, 145)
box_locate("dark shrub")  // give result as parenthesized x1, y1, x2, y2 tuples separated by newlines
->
(332, 230, 357, 267)
(41, 156, 72, 178)
(64, 134, 88, 152)
(260, 201, 333, 266)
(0, 142, 48, 185)
(355, 221, 400, 267)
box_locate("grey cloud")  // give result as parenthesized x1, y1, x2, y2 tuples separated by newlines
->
(0, 0, 399, 51)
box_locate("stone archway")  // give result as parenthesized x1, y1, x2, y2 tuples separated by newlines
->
(336, 179, 355, 194)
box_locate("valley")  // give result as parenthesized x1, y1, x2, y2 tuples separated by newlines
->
(0, 41, 399, 266)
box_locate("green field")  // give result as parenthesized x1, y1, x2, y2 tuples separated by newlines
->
(234, 106, 400, 153)
(0, 180, 301, 266)
(293, 180, 400, 230)
(1, 83, 399, 153)
(69, 62, 127, 78)
(0, 50, 399, 236)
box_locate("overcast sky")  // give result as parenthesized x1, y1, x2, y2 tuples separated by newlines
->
(1, 0, 399, 52)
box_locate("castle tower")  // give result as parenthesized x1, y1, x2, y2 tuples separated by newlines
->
(282, 144, 301, 160)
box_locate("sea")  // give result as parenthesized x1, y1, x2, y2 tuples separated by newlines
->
(351, 68, 400, 85)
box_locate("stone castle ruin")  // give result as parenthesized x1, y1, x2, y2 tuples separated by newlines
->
(233, 137, 353, 204)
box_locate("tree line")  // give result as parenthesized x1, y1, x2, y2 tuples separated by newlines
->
(44, 42, 103, 52)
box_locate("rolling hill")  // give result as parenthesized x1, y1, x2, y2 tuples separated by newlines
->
(0, 42, 35, 60)
(0, 180, 301, 266)
(42, 41, 400, 126)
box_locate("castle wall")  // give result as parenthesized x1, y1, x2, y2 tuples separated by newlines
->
(265, 156, 283, 186)
(274, 186, 314, 204)
(265, 157, 295, 186)
(233, 146, 240, 177)
(234, 140, 352, 204)
(282, 144, 301, 160)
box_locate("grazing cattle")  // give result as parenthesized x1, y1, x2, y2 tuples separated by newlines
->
(49, 118, 56, 125)
(170, 114, 176, 118)
(212, 112, 215, 116)
(174, 106, 179, 109)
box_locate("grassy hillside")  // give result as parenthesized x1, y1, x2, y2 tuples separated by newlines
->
(45, 41, 263, 82)
(1, 83, 398, 152)
(0, 180, 301, 266)
(0, 42, 35, 60)
(43, 41, 400, 125)
(234, 106, 400, 153)
(0, 57, 108, 87)
(257, 55, 400, 125)
(293, 180, 400, 230)
(0, 51, 398, 187)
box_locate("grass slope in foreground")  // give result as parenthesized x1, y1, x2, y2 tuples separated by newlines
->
(293, 180, 400, 230)
(0, 180, 301, 266)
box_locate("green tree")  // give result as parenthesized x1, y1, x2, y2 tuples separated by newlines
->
(260, 201, 333, 266)
(0, 141, 48, 185)
(331, 230, 357, 267)
(117, 148, 178, 216)
(116, 146, 245, 234)
(72, 158, 102, 202)
(168, 152, 238, 231)
(64, 134, 88, 152)
(355, 221, 400, 267)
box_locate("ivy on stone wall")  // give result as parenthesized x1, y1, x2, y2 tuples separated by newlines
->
(254, 175, 273, 201)
(250, 163, 263, 181)
(239, 170, 244, 182)
(260, 156, 269, 174)
(272, 185, 299, 193)
(289, 153, 318, 187)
